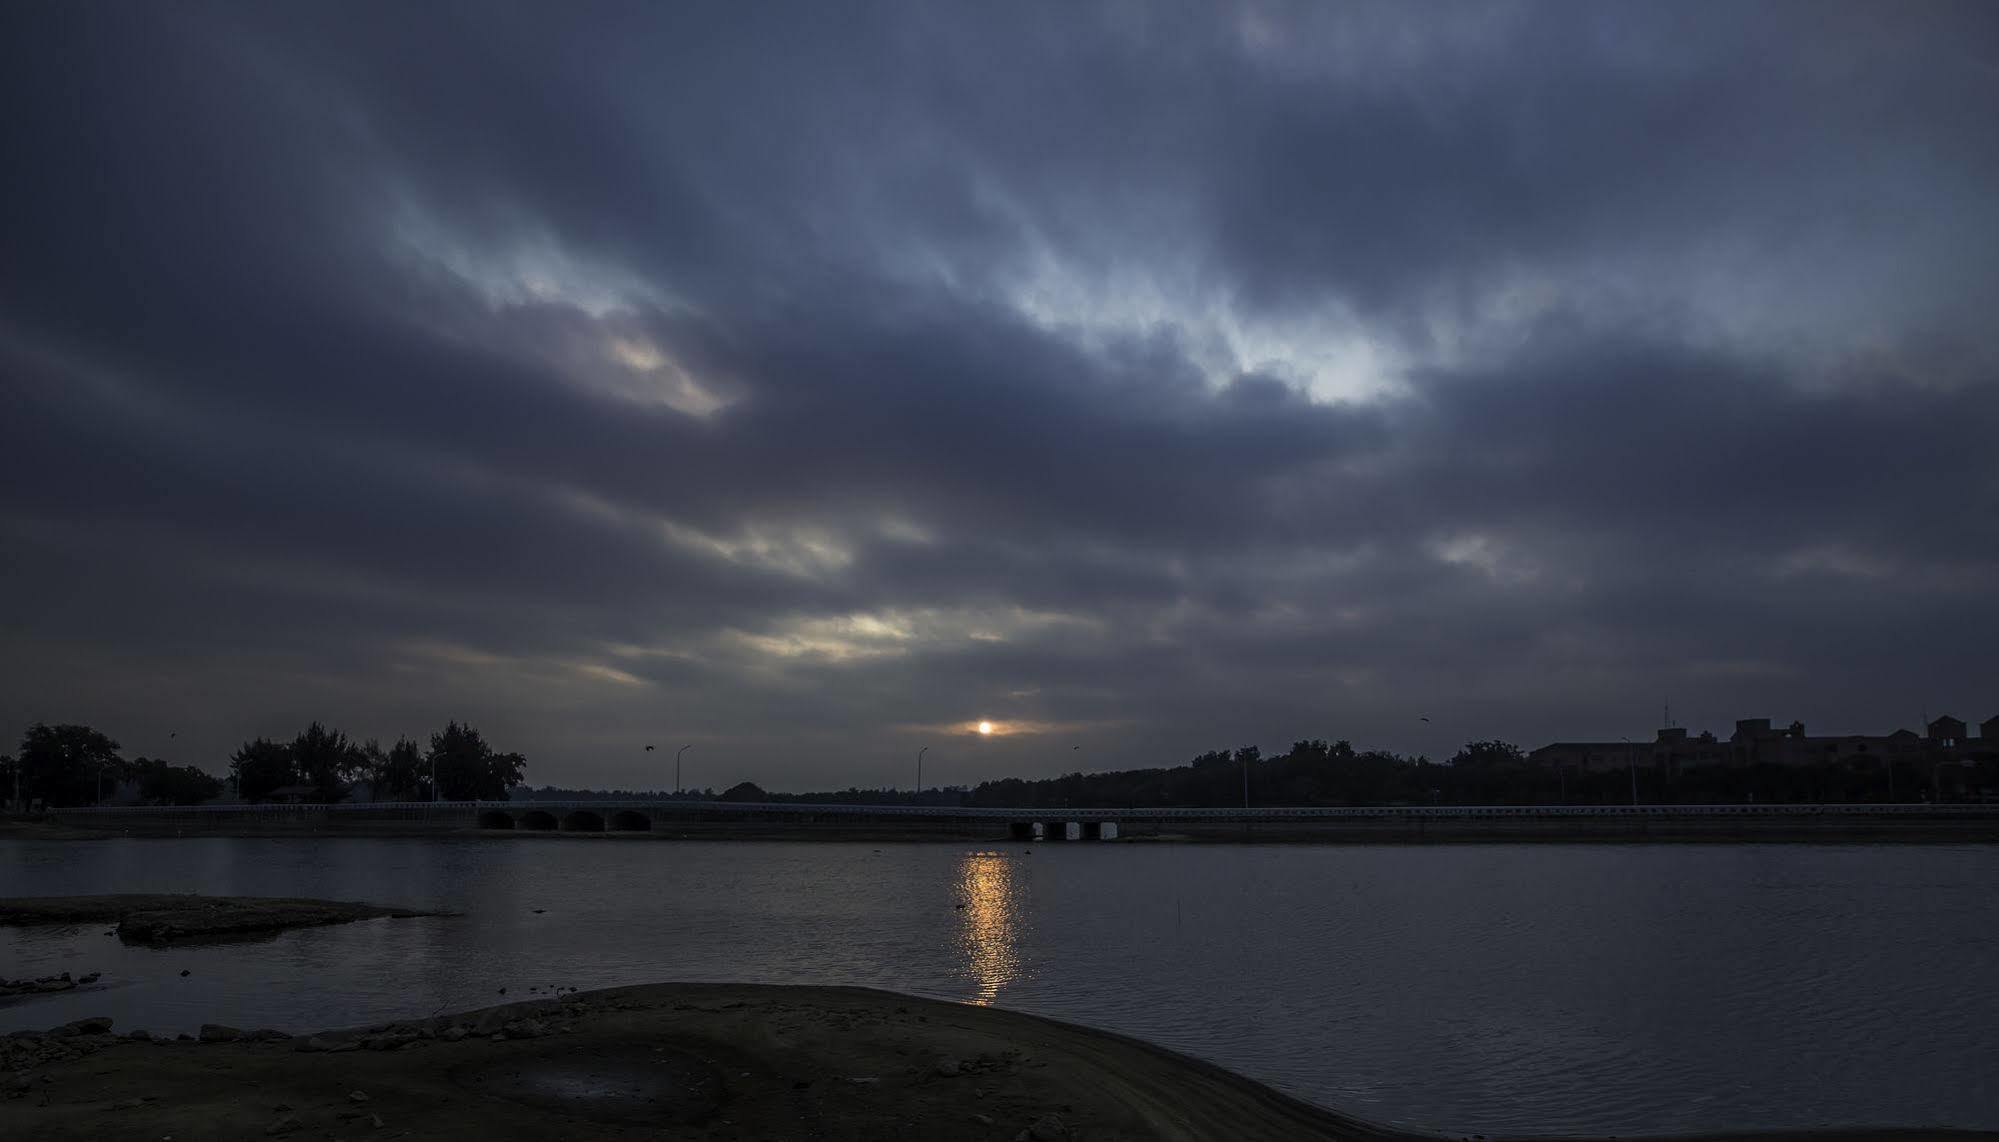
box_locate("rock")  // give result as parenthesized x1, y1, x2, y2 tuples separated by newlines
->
(78, 972, 101, 984)
(970, 1113, 995, 1126)
(348, 1090, 371, 1103)
(470, 1009, 512, 1036)
(500, 1019, 548, 1040)
(438, 1025, 468, 1043)
(265, 1114, 302, 1135)
(248, 1028, 291, 1041)
(1026, 1114, 1068, 1141)
(198, 1025, 244, 1043)
(68, 1016, 113, 1035)
(368, 1113, 385, 1130)
(126, 1029, 152, 1042)
(934, 1059, 962, 1077)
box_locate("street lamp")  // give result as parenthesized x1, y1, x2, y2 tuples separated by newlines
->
(1620, 737, 1638, 805)
(675, 745, 692, 796)
(916, 747, 929, 799)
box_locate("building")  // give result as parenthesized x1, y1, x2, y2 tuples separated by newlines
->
(1528, 727, 1725, 778)
(1530, 713, 1991, 773)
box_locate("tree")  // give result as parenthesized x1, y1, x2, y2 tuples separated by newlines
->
(426, 721, 526, 801)
(128, 758, 222, 805)
(719, 780, 767, 803)
(1449, 740, 1526, 769)
(230, 737, 294, 802)
(16, 723, 124, 807)
(374, 736, 427, 800)
(290, 722, 365, 801)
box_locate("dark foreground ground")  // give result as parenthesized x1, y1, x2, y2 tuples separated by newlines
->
(4, 982, 1994, 1142)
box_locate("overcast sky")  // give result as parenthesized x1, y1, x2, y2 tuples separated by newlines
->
(3, 2, 1995, 791)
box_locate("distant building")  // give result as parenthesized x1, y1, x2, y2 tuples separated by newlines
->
(1528, 727, 1725, 778)
(1531, 710, 1993, 773)
(1927, 715, 1968, 750)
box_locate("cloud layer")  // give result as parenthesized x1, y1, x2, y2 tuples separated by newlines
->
(4, 1, 1996, 789)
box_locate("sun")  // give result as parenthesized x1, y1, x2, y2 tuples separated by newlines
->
(976, 721, 994, 736)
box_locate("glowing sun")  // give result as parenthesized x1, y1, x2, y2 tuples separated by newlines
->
(976, 721, 994, 735)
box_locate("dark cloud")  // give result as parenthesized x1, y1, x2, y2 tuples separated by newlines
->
(3, 1, 1995, 789)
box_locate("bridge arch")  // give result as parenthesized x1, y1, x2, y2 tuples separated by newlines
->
(477, 810, 515, 830)
(562, 809, 606, 832)
(520, 810, 559, 831)
(609, 810, 651, 832)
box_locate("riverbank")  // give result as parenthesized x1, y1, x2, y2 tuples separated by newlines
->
(3, 982, 1992, 1142)
(7, 814, 1997, 844)
(0, 895, 446, 945)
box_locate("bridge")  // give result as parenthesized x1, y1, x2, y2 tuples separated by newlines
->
(42, 799, 1999, 841)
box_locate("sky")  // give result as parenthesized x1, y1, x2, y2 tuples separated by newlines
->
(3, 1, 1996, 792)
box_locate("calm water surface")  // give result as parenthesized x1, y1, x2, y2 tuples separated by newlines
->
(2, 839, 1994, 1134)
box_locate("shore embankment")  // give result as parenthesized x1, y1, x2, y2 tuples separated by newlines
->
(3, 982, 1994, 1142)
(6, 813, 1997, 845)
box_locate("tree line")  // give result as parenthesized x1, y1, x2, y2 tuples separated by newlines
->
(3, 721, 526, 808)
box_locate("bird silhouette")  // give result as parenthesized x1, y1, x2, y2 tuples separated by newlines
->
(1419, 717, 1430, 723)
(169, 732, 177, 739)
(644, 744, 655, 752)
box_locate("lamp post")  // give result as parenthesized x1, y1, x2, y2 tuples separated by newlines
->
(675, 745, 692, 796)
(1620, 737, 1638, 805)
(916, 747, 929, 799)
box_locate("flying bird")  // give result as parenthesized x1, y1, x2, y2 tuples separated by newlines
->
(1419, 717, 1430, 723)
(644, 744, 655, 752)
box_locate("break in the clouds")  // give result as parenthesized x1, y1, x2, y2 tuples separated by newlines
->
(3, 1, 1996, 790)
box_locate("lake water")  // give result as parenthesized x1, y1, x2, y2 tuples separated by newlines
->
(3, 838, 1995, 1134)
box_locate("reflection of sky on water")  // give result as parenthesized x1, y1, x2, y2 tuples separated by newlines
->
(954, 851, 1020, 1005)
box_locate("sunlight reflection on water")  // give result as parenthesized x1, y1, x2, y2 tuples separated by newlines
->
(955, 850, 1019, 1004)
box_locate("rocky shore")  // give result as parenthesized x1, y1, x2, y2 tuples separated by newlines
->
(0, 974, 100, 1000)
(0, 895, 446, 945)
(4, 983, 1996, 1142)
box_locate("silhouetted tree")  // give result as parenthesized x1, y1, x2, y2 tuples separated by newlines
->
(230, 737, 294, 802)
(128, 758, 222, 805)
(291, 722, 366, 801)
(426, 722, 525, 800)
(365, 736, 427, 800)
(719, 780, 767, 802)
(1449, 740, 1527, 769)
(16, 723, 124, 807)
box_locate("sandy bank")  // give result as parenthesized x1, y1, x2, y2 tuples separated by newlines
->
(0, 895, 446, 945)
(2, 983, 1994, 1142)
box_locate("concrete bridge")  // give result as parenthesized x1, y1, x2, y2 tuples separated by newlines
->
(42, 799, 1999, 841)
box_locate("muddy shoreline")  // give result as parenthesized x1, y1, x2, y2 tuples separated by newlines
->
(0, 895, 447, 945)
(2, 982, 1992, 1142)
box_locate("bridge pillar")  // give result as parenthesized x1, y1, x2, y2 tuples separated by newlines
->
(1082, 821, 1118, 840)
(1043, 820, 1081, 841)
(562, 810, 606, 832)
